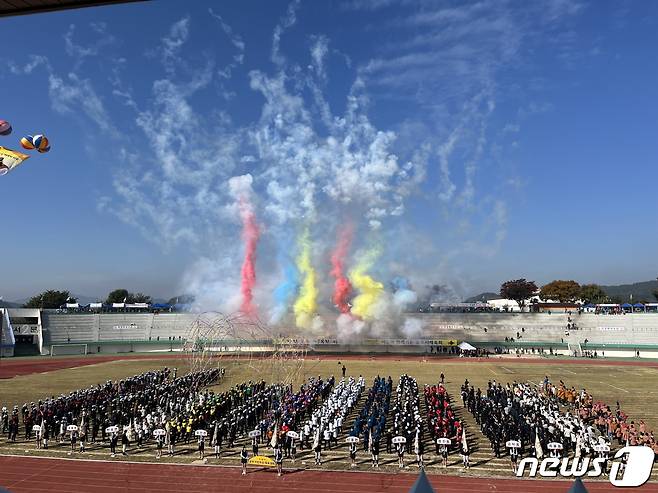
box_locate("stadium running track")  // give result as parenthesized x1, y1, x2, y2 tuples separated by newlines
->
(0, 353, 658, 380)
(2, 455, 658, 493)
(3, 355, 658, 491)
(3, 352, 658, 379)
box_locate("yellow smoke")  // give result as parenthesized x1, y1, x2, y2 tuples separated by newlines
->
(349, 246, 384, 320)
(293, 229, 318, 329)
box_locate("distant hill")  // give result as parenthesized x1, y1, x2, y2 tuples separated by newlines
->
(464, 292, 500, 303)
(71, 294, 103, 304)
(600, 280, 658, 303)
(0, 300, 21, 308)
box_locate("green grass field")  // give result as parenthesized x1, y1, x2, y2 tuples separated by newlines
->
(1, 356, 657, 478)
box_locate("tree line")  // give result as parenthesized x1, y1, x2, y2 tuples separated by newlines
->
(22, 290, 194, 309)
(500, 278, 658, 311)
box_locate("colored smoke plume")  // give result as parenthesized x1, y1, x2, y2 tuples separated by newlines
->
(238, 199, 260, 317)
(270, 238, 299, 324)
(293, 228, 318, 329)
(349, 246, 384, 320)
(229, 174, 260, 318)
(330, 223, 354, 313)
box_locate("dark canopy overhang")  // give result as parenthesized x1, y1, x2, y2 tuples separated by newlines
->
(0, 0, 147, 18)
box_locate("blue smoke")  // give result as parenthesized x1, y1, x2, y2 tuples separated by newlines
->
(270, 241, 299, 324)
(390, 276, 411, 292)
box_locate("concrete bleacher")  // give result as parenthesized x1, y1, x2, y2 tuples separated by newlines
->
(42, 313, 97, 343)
(98, 314, 152, 341)
(37, 310, 658, 358)
(150, 313, 197, 341)
(40, 312, 199, 351)
(411, 312, 658, 345)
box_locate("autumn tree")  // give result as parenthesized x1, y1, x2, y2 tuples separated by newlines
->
(500, 279, 538, 312)
(540, 280, 581, 303)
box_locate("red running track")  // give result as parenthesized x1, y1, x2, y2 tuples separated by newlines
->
(0, 354, 188, 379)
(3, 352, 658, 379)
(1, 456, 657, 493)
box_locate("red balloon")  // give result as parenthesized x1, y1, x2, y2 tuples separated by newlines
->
(0, 120, 11, 136)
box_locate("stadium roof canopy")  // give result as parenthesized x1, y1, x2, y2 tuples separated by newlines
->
(0, 0, 146, 18)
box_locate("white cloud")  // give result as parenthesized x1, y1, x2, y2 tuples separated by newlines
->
(63, 23, 116, 71)
(9, 2, 587, 315)
(271, 0, 300, 65)
(161, 16, 190, 73)
(208, 8, 245, 61)
(209, 8, 246, 81)
(248, 69, 423, 231)
(48, 73, 116, 135)
(310, 35, 329, 79)
(8, 55, 50, 75)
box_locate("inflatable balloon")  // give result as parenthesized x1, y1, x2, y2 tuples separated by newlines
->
(0, 147, 30, 176)
(33, 134, 50, 153)
(20, 136, 35, 150)
(20, 134, 51, 153)
(0, 120, 11, 136)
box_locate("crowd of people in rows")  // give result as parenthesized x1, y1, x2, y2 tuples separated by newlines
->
(5, 365, 656, 477)
(425, 381, 465, 467)
(303, 376, 365, 465)
(350, 375, 391, 466)
(392, 374, 423, 466)
(260, 376, 335, 443)
(464, 374, 658, 473)
(549, 379, 658, 453)
(1, 367, 223, 451)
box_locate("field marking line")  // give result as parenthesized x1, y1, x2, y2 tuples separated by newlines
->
(601, 382, 629, 393)
(487, 367, 498, 375)
(623, 369, 648, 376)
(500, 367, 515, 374)
(0, 452, 244, 470)
(560, 368, 577, 375)
(0, 453, 543, 481)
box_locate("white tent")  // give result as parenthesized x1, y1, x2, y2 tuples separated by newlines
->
(458, 341, 476, 351)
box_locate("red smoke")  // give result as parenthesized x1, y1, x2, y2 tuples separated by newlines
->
(330, 223, 354, 314)
(239, 199, 260, 317)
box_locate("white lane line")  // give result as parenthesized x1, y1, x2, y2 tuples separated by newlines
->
(624, 369, 646, 376)
(602, 382, 629, 393)
(500, 367, 515, 374)
(488, 367, 498, 375)
(561, 368, 577, 375)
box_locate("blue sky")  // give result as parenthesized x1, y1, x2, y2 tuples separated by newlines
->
(1, 0, 657, 305)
